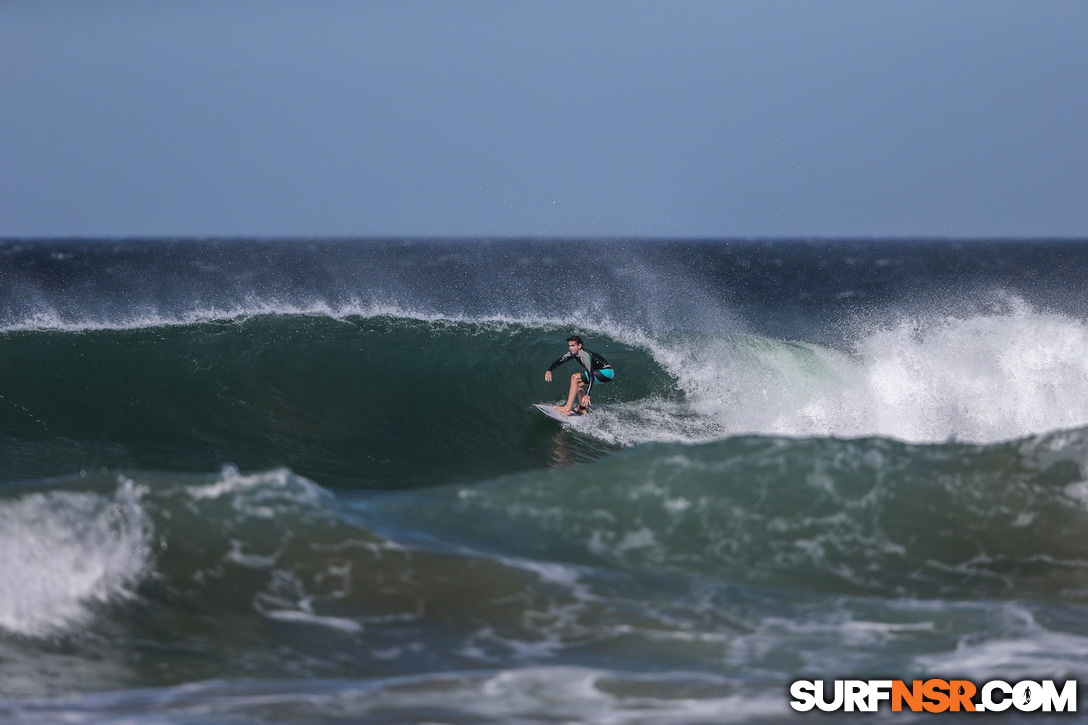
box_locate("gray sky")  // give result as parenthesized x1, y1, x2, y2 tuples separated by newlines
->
(2, 1, 1086, 238)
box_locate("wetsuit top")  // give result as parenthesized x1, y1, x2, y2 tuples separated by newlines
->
(547, 349, 611, 394)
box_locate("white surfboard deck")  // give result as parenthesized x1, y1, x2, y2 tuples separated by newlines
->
(533, 403, 588, 423)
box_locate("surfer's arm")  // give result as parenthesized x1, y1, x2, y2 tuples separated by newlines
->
(547, 353, 574, 373)
(581, 370, 593, 408)
(581, 352, 610, 401)
(578, 350, 597, 396)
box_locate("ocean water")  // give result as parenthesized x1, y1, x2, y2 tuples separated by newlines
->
(2, 238, 1088, 723)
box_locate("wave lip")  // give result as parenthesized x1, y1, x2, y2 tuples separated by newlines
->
(0, 479, 152, 638)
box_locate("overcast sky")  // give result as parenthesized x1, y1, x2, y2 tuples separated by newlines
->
(2, 1, 1086, 239)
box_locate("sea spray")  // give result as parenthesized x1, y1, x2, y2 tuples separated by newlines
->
(0, 479, 151, 637)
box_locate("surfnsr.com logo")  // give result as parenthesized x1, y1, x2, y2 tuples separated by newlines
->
(790, 679, 1077, 713)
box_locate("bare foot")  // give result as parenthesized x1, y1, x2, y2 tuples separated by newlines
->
(553, 405, 571, 415)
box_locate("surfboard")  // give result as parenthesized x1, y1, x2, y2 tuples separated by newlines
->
(533, 403, 587, 423)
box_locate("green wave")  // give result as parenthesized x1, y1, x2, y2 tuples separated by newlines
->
(4, 427, 1088, 688)
(371, 429, 1088, 602)
(0, 314, 674, 488)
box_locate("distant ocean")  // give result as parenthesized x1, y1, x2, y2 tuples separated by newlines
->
(2, 238, 1088, 723)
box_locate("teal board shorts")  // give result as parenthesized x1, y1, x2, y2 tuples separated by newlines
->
(581, 368, 615, 385)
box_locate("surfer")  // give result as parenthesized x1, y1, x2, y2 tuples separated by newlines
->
(543, 335, 614, 415)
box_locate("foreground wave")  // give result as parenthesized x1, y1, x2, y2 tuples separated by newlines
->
(4, 427, 1088, 699)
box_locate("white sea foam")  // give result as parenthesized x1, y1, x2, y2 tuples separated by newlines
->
(185, 465, 330, 516)
(0, 479, 152, 637)
(262, 608, 363, 634)
(914, 603, 1088, 679)
(590, 302, 1088, 447)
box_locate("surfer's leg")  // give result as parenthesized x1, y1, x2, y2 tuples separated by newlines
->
(554, 372, 584, 414)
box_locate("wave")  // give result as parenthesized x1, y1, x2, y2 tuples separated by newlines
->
(370, 427, 1088, 602)
(0, 313, 663, 488)
(4, 303, 1088, 489)
(3, 431, 1088, 692)
(5, 429, 1088, 636)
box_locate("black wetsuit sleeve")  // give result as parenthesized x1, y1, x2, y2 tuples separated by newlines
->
(547, 352, 574, 372)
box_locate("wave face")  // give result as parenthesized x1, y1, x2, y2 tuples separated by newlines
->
(4, 306, 1088, 489)
(0, 316, 674, 488)
(3, 239, 1088, 723)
